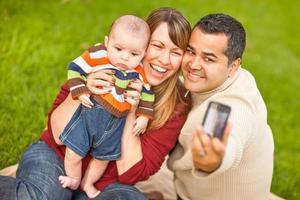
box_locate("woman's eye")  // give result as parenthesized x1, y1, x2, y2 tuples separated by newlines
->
(152, 44, 161, 48)
(172, 51, 182, 56)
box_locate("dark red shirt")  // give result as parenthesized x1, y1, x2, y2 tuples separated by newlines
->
(41, 83, 189, 190)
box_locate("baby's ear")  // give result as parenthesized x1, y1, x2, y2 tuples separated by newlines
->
(104, 36, 109, 47)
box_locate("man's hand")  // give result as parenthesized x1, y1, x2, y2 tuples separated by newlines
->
(191, 123, 231, 173)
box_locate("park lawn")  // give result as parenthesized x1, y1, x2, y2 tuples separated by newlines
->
(0, 0, 299, 199)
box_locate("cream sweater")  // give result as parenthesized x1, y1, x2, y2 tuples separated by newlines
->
(167, 67, 274, 200)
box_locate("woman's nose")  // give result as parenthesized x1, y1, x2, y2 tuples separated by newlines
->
(158, 50, 170, 66)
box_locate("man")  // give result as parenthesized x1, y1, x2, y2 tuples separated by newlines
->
(137, 13, 274, 200)
(168, 13, 274, 200)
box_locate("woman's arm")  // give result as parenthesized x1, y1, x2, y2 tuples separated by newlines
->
(116, 112, 143, 174)
(50, 94, 80, 145)
(118, 113, 187, 184)
(51, 70, 114, 145)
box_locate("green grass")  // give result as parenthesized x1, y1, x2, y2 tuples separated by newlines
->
(1, 0, 299, 199)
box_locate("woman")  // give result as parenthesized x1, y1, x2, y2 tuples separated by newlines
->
(0, 7, 191, 200)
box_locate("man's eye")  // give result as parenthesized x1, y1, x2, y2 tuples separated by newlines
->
(186, 49, 194, 55)
(204, 57, 213, 62)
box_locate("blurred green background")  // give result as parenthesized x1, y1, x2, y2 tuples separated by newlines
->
(0, 0, 299, 199)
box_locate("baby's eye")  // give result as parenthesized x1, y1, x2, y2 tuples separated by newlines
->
(115, 47, 122, 51)
(131, 53, 139, 56)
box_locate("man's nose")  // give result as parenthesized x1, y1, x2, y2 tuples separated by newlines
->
(189, 56, 202, 70)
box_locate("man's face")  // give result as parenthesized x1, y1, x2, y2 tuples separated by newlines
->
(181, 27, 236, 93)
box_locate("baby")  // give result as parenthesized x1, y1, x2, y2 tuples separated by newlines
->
(58, 15, 153, 198)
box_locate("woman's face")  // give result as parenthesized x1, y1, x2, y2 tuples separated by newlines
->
(143, 22, 184, 86)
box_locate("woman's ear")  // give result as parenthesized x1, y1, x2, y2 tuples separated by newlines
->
(104, 36, 109, 47)
(228, 58, 241, 77)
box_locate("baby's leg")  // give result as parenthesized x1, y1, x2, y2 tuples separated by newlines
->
(81, 158, 109, 198)
(59, 148, 82, 190)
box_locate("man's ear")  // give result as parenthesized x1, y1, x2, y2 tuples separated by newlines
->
(104, 36, 109, 47)
(228, 58, 241, 77)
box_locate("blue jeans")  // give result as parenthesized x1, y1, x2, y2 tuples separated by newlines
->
(59, 102, 125, 160)
(0, 141, 146, 200)
(97, 183, 147, 200)
(0, 140, 73, 200)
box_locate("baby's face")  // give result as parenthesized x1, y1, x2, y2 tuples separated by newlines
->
(105, 30, 148, 70)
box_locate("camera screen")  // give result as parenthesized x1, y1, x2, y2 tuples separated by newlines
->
(203, 102, 230, 139)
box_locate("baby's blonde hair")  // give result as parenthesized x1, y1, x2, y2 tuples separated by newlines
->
(109, 15, 150, 47)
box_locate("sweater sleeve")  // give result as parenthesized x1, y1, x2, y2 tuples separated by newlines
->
(136, 87, 155, 119)
(67, 44, 109, 99)
(191, 96, 255, 178)
(118, 110, 187, 184)
(135, 66, 155, 119)
(67, 50, 91, 99)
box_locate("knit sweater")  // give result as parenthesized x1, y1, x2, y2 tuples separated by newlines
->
(168, 68, 274, 200)
(67, 44, 154, 118)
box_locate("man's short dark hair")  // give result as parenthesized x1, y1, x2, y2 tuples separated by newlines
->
(194, 13, 246, 64)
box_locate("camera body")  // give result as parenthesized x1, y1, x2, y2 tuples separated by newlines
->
(202, 101, 231, 140)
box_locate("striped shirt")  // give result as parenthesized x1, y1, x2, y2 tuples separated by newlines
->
(67, 44, 154, 118)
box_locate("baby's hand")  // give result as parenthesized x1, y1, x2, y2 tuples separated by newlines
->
(78, 94, 94, 108)
(133, 116, 149, 135)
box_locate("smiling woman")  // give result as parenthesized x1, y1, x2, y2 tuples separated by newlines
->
(143, 22, 184, 86)
(0, 7, 192, 200)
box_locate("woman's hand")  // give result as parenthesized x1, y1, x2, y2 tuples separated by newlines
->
(191, 123, 231, 173)
(86, 70, 115, 94)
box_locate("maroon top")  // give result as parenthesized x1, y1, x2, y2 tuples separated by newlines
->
(41, 83, 189, 190)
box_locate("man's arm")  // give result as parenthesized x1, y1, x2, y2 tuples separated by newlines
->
(191, 124, 230, 173)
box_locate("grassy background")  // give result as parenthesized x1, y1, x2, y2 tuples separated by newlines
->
(1, 0, 299, 199)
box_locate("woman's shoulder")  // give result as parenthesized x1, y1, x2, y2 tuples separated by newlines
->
(171, 83, 191, 119)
